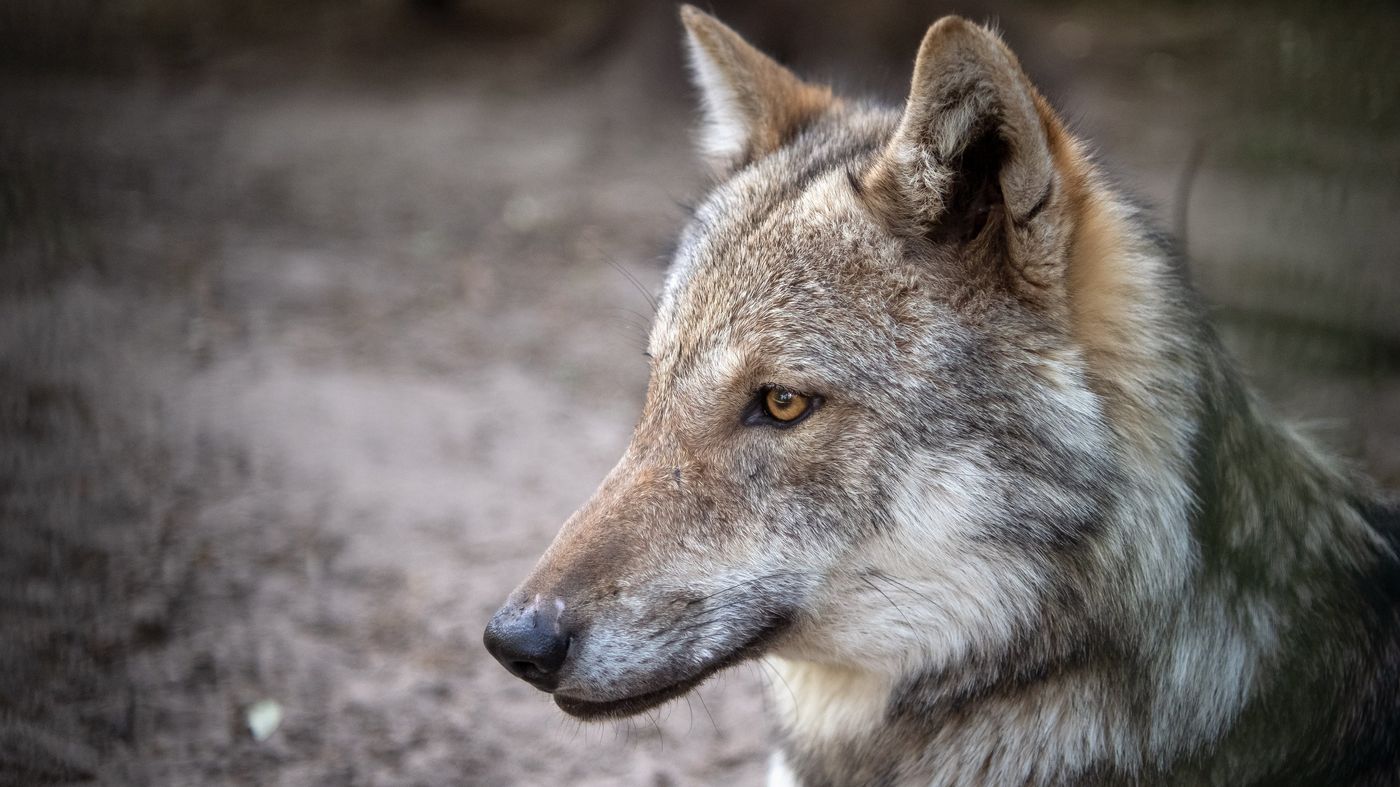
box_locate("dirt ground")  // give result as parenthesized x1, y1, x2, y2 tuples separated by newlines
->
(2, 1, 1398, 785)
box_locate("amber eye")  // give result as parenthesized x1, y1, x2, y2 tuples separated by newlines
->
(763, 388, 812, 423)
(742, 386, 823, 428)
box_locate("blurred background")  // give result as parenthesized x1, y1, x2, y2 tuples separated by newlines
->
(1, 0, 1397, 784)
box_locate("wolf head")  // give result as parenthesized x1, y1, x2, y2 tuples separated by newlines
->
(485, 7, 1136, 720)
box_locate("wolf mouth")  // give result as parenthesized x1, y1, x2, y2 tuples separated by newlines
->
(552, 618, 790, 720)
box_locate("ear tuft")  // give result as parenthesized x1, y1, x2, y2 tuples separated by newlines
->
(866, 17, 1055, 225)
(680, 5, 834, 173)
(861, 16, 1079, 307)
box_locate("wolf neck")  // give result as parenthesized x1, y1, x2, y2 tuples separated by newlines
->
(1067, 185, 1390, 782)
(767, 185, 1389, 786)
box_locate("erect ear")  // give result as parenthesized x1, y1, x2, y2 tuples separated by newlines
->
(679, 5, 835, 174)
(862, 17, 1079, 308)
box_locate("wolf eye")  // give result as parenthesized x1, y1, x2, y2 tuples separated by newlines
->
(766, 388, 809, 421)
(743, 386, 821, 428)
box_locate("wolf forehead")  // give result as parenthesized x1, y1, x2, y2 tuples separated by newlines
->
(650, 110, 946, 379)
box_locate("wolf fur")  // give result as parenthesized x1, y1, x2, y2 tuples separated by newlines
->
(484, 7, 1400, 785)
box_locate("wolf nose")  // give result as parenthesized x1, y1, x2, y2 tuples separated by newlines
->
(483, 599, 571, 691)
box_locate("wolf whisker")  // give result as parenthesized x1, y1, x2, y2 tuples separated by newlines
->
(601, 254, 660, 315)
(689, 570, 813, 605)
(859, 573, 915, 630)
(694, 685, 721, 735)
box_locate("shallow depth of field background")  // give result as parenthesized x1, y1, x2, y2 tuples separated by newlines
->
(1, 0, 1397, 784)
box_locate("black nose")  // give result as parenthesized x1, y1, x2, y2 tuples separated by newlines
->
(483, 600, 571, 691)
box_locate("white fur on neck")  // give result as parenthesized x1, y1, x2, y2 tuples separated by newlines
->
(766, 656, 894, 746)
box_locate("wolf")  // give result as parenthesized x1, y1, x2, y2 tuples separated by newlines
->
(484, 7, 1400, 785)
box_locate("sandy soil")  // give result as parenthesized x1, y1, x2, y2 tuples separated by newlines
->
(2, 3, 1397, 785)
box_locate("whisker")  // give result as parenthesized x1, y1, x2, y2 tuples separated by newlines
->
(690, 570, 812, 604)
(603, 255, 660, 315)
(859, 573, 915, 630)
(602, 322, 650, 360)
(864, 570, 953, 619)
(756, 658, 800, 727)
(674, 594, 766, 632)
(645, 707, 664, 740)
(695, 686, 720, 735)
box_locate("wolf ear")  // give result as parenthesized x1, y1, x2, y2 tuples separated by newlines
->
(680, 5, 834, 173)
(863, 17, 1075, 306)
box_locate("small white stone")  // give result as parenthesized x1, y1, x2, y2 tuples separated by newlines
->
(246, 699, 283, 742)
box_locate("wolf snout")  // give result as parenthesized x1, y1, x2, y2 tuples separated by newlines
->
(483, 596, 573, 692)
